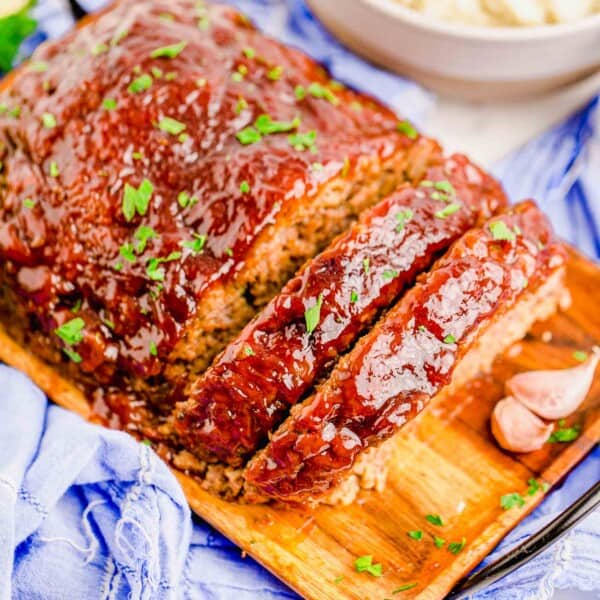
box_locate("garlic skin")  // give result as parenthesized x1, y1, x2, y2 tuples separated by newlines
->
(491, 396, 554, 453)
(506, 347, 599, 420)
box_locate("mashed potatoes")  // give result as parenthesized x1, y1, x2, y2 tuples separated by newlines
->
(395, 0, 600, 26)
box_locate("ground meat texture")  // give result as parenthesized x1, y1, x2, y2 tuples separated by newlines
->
(173, 154, 507, 465)
(245, 201, 567, 502)
(0, 0, 430, 428)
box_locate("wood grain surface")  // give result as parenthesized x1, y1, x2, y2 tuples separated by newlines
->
(1, 246, 598, 600)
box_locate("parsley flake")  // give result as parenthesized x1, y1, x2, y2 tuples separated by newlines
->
(425, 514, 444, 526)
(395, 208, 413, 232)
(548, 425, 581, 443)
(443, 334, 456, 344)
(304, 293, 323, 334)
(63, 348, 82, 363)
(91, 43, 108, 56)
(243, 344, 255, 357)
(307, 82, 338, 105)
(288, 130, 317, 152)
(294, 85, 306, 100)
(134, 225, 157, 253)
(235, 97, 248, 114)
(500, 492, 525, 510)
(242, 46, 255, 59)
(397, 120, 418, 139)
(236, 127, 262, 145)
(150, 41, 187, 59)
(382, 269, 398, 281)
(363, 257, 370, 274)
(119, 243, 136, 263)
(392, 583, 418, 593)
(49, 161, 59, 177)
(489, 220, 516, 242)
(102, 98, 117, 111)
(527, 478, 544, 496)
(158, 116, 186, 135)
(42, 112, 56, 129)
(408, 530, 423, 541)
(55, 317, 85, 346)
(573, 350, 588, 362)
(435, 203, 462, 219)
(23, 198, 35, 209)
(146, 251, 182, 281)
(128, 73, 153, 93)
(180, 233, 207, 254)
(149, 341, 158, 356)
(122, 178, 154, 221)
(447, 537, 467, 555)
(433, 536, 445, 549)
(350, 290, 359, 303)
(354, 555, 383, 577)
(254, 114, 300, 135)
(239, 180, 250, 194)
(267, 65, 283, 81)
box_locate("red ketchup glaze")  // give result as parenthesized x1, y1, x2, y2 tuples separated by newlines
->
(0, 0, 410, 384)
(175, 154, 507, 465)
(245, 201, 567, 501)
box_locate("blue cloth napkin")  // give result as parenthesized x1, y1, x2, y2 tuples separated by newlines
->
(1, 1, 599, 599)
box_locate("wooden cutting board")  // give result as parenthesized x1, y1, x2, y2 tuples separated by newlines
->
(1, 246, 599, 599)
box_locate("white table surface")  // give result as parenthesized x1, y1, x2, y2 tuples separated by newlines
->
(423, 72, 600, 600)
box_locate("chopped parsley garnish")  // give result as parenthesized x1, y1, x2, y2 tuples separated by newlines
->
(237, 64, 248, 76)
(91, 43, 108, 56)
(141, 438, 152, 446)
(180, 233, 207, 254)
(165, 71, 177, 81)
(425, 514, 444, 526)
(267, 65, 283, 81)
(447, 537, 467, 555)
(255, 114, 300, 135)
(527, 478, 545, 496)
(132, 151, 144, 160)
(294, 85, 306, 100)
(177, 191, 195, 209)
(243, 344, 255, 357)
(382, 269, 398, 281)
(239, 180, 250, 193)
(242, 46, 255, 59)
(350, 290, 359, 303)
(392, 583, 418, 593)
(102, 318, 114, 330)
(42, 112, 56, 129)
(236, 126, 262, 145)
(158, 116, 186, 135)
(304, 293, 323, 334)
(29, 60, 48, 72)
(224, 247, 233, 257)
(110, 28, 128, 47)
(149, 341, 158, 356)
(363, 257, 370, 274)
(333, 575, 344, 584)
(548, 425, 581, 443)
(134, 225, 157, 253)
(407, 530, 423, 541)
(307, 82, 338, 105)
(433, 536, 445, 549)
(231, 71, 244, 83)
(395, 208, 413, 232)
(151, 66, 163, 79)
(23, 198, 35, 209)
(128, 73, 153, 93)
(55, 317, 85, 346)
(354, 555, 383, 577)
(573, 350, 588, 362)
(102, 98, 117, 111)
(435, 203, 461, 219)
(288, 130, 317, 152)
(500, 492, 525, 510)
(150, 41, 187, 59)
(146, 251, 182, 281)
(49, 161, 59, 177)
(433, 180, 456, 195)
(235, 97, 248, 114)
(122, 178, 154, 221)
(63, 348, 82, 363)
(443, 334, 456, 344)
(119, 243, 136, 263)
(489, 220, 516, 242)
(397, 120, 418, 139)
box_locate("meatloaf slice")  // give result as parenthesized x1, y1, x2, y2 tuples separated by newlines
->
(0, 0, 436, 427)
(245, 201, 568, 503)
(172, 154, 507, 466)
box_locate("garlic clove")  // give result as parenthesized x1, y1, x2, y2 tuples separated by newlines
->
(491, 396, 553, 453)
(506, 347, 599, 421)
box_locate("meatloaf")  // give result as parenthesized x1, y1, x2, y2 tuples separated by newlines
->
(172, 153, 507, 466)
(0, 0, 438, 429)
(245, 201, 567, 504)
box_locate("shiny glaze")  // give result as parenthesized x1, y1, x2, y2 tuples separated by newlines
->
(175, 154, 507, 465)
(245, 201, 567, 502)
(0, 0, 409, 384)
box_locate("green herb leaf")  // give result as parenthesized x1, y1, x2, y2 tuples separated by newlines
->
(134, 225, 157, 253)
(396, 120, 417, 139)
(149, 341, 158, 356)
(294, 85, 306, 100)
(91, 43, 108, 56)
(102, 98, 117, 111)
(122, 178, 154, 221)
(354, 555, 383, 577)
(392, 583, 418, 593)
(267, 65, 283, 80)
(395, 208, 413, 232)
(146, 251, 182, 281)
(304, 293, 323, 334)
(435, 203, 462, 219)
(489, 220, 516, 242)
(500, 492, 525, 510)
(55, 317, 85, 346)
(288, 130, 317, 151)
(49, 161, 59, 177)
(408, 530, 423, 541)
(119, 243, 136, 263)
(363, 257, 370, 274)
(242, 46, 255, 59)
(42, 112, 56, 129)
(23, 198, 35, 209)
(235, 96, 248, 114)
(573, 350, 588, 362)
(527, 478, 543, 496)
(382, 269, 398, 281)
(447, 537, 467, 555)
(0, 3, 37, 72)
(141, 438, 152, 446)
(177, 191, 197, 209)
(307, 82, 338, 105)
(350, 290, 359, 303)
(548, 425, 581, 443)
(425, 514, 444, 526)
(443, 334, 456, 344)
(158, 116, 186, 135)
(239, 180, 250, 193)
(236, 126, 262, 145)
(433, 536, 445, 549)
(254, 114, 300, 135)
(150, 41, 187, 59)
(63, 348, 82, 363)
(128, 73, 153, 93)
(180, 233, 207, 254)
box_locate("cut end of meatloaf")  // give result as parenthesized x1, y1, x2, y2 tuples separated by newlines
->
(0, 0, 441, 426)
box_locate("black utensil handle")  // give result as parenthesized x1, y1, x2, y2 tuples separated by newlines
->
(67, 0, 88, 21)
(447, 480, 600, 599)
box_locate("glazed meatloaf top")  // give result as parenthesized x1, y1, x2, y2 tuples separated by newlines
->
(0, 0, 418, 396)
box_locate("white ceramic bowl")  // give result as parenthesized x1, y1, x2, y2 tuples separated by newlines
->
(306, 0, 600, 99)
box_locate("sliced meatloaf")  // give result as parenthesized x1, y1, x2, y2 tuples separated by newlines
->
(172, 153, 507, 466)
(0, 0, 438, 429)
(245, 201, 567, 504)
